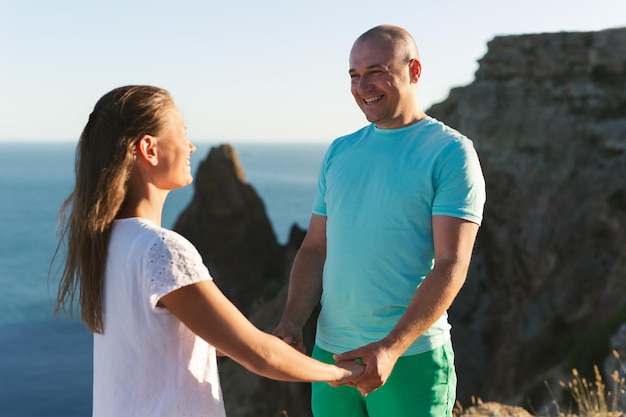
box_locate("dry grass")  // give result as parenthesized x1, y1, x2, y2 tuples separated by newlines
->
(547, 350, 625, 417)
(455, 351, 625, 417)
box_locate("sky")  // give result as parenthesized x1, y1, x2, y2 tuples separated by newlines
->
(0, 0, 624, 144)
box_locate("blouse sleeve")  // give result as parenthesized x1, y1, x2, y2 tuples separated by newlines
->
(145, 230, 213, 309)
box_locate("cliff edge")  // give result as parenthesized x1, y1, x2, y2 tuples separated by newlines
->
(428, 27, 626, 407)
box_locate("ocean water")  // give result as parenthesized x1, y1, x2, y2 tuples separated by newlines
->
(0, 141, 328, 416)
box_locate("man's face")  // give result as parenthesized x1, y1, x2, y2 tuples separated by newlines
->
(349, 37, 418, 129)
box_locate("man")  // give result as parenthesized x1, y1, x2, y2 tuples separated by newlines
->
(273, 24, 486, 417)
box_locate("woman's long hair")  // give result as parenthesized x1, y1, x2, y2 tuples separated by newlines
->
(53, 85, 173, 333)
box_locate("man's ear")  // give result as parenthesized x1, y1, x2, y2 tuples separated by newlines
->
(136, 135, 158, 166)
(409, 58, 422, 82)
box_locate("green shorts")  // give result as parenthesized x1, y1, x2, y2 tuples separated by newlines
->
(311, 341, 456, 417)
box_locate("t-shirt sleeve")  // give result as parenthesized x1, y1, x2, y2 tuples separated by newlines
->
(145, 230, 213, 308)
(312, 147, 330, 216)
(432, 138, 486, 225)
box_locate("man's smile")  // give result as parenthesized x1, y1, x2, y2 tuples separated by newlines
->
(363, 95, 383, 104)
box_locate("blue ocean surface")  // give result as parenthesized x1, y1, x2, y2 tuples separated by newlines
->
(0, 141, 328, 416)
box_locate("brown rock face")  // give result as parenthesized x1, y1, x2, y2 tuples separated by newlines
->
(174, 145, 316, 416)
(429, 27, 626, 406)
(455, 401, 534, 417)
(173, 144, 285, 315)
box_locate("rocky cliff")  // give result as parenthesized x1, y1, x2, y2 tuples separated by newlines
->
(174, 145, 286, 316)
(174, 145, 317, 416)
(428, 27, 626, 408)
(174, 27, 626, 416)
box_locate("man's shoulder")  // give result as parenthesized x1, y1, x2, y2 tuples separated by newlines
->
(419, 117, 477, 152)
(334, 124, 372, 142)
(325, 124, 373, 155)
(421, 116, 467, 139)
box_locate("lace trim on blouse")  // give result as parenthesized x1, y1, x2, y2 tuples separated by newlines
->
(146, 229, 211, 305)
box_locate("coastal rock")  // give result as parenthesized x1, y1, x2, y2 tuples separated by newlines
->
(455, 401, 534, 417)
(175, 147, 315, 416)
(173, 144, 285, 315)
(429, 27, 626, 407)
(217, 223, 318, 417)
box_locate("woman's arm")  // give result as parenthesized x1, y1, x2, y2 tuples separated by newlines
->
(159, 278, 362, 383)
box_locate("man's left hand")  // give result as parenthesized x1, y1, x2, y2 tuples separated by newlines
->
(332, 341, 400, 395)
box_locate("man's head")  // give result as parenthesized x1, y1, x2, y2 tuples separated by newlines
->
(349, 25, 424, 129)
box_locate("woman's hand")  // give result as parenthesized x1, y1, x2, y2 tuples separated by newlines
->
(329, 360, 364, 386)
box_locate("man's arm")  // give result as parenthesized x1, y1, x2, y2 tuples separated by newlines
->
(334, 215, 479, 394)
(272, 214, 327, 353)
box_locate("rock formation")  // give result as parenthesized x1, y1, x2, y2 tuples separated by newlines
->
(455, 401, 534, 417)
(174, 145, 285, 316)
(428, 27, 626, 409)
(173, 145, 317, 416)
(174, 27, 626, 416)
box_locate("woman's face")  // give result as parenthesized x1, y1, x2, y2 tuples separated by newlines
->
(152, 104, 196, 191)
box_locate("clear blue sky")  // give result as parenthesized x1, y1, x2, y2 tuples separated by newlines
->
(1, 0, 624, 143)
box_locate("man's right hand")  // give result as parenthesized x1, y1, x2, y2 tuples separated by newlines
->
(272, 319, 307, 354)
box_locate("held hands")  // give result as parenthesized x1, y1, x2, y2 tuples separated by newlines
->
(273, 320, 365, 387)
(331, 341, 400, 396)
(273, 321, 396, 395)
(333, 360, 365, 385)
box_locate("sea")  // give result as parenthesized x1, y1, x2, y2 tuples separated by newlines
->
(0, 141, 329, 416)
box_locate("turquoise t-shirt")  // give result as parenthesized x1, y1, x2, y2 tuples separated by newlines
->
(312, 117, 486, 356)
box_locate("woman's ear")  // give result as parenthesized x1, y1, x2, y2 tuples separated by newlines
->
(136, 135, 158, 166)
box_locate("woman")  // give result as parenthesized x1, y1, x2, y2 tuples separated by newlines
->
(54, 85, 362, 416)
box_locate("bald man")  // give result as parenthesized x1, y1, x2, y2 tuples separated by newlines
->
(274, 25, 486, 417)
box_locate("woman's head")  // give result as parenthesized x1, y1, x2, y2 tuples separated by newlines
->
(54, 85, 176, 333)
(76, 85, 174, 233)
